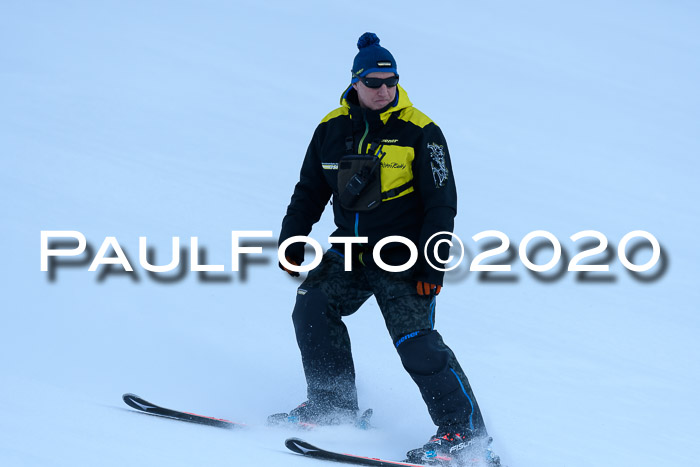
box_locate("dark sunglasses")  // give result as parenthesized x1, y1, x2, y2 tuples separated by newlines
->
(358, 75, 399, 88)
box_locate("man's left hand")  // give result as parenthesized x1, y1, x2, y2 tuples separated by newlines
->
(417, 281, 442, 296)
(280, 257, 301, 277)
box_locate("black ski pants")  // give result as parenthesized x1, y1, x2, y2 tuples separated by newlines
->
(291, 251, 487, 434)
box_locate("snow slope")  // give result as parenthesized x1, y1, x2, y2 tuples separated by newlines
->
(2, 1, 699, 466)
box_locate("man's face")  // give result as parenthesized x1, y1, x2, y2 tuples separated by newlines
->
(352, 71, 398, 111)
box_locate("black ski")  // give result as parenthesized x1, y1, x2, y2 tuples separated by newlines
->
(123, 393, 373, 432)
(122, 393, 245, 429)
(285, 438, 425, 467)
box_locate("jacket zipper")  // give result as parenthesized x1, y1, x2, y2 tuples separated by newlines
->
(353, 114, 371, 265)
(354, 116, 370, 244)
(357, 119, 369, 154)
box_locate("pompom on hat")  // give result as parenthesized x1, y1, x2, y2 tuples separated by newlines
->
(351, 32, 397, 82)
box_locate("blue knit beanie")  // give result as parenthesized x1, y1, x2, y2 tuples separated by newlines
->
(351, 33, 397, 82)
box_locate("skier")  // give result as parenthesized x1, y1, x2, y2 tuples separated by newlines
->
(274, 32, 499, 465)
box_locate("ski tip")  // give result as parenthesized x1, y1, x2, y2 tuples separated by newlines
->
(285, 437, 319, 455)
(122, 393, 140, 406)
(122, 393, 157, 412)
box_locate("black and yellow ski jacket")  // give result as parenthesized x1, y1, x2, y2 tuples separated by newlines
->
(280, 84, 457, 285)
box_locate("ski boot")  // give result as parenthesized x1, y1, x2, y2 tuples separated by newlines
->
(267, 400, 372, 429)
(405, 427, 501, 466)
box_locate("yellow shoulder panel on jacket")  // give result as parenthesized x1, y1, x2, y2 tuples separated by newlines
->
(399, 107, 434, 129)
(321, 107, 350, 124)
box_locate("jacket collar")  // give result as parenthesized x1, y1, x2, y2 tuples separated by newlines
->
(340, 84, 412, 125)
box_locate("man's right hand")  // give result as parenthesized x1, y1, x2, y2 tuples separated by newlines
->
(279, 257, 300, 277)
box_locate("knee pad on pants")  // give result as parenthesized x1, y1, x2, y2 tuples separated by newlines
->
(395, 330, 461, 399)
(395, 330, 449, 375)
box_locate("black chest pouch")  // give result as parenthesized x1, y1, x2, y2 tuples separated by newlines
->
(337, 153, 384, 211)
(337, 112, 400, 211)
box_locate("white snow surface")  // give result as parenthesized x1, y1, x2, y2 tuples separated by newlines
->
(2, 1, 699, 466)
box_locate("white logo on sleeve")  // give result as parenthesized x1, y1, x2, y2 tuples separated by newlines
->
(427, 142, 448, 187)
